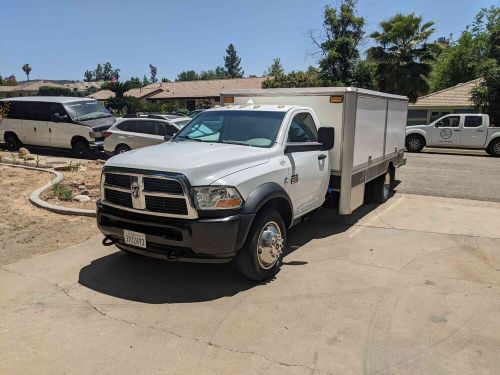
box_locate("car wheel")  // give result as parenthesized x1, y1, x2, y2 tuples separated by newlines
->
(4, 133, 21, 151)
(115, 144, 131, 155)
(235, 208, 286, 282)
(72, 140, 91, 158)
(372, 172, 391, 203)
(488, 139, 500, 157)
(405, 134, 425, 153)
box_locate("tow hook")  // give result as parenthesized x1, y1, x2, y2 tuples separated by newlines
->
(102, 236, 116, 247)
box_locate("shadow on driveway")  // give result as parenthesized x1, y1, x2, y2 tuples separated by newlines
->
(78, 200, 381, 304)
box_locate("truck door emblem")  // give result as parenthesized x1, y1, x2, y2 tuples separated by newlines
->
(131, 180, 141, 199)
(291, 174, 299, 184)
(440, 129, 452, 139)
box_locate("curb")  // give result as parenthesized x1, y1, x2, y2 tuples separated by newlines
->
(3, 163, 96, 217)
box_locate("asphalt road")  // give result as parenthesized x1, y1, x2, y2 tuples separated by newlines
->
(396, 151, 500, 202)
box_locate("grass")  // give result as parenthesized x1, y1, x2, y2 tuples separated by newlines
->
(52, 184, 73, 201)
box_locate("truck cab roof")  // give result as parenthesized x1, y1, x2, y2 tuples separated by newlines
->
(205, 104, 308, 113)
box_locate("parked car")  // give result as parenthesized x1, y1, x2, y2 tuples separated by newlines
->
(148, 114, 191, 122)
(405, 114, 500, 156)
(0, 97, 115, 157)
(187, 109, 205, 118)
(103, 116, 190, 155)
(97, 87, 408, 281)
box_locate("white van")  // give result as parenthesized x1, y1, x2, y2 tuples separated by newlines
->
(0, 97, 115, 157)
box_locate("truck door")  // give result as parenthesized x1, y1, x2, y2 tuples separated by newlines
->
(430, 115, 461, 147)
(460, 115, 487, 148)
(284, 111, 327, 216)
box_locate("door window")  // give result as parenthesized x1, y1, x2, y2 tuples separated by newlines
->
(156, 122, 177, 136)
(136, 120, 157, 135)
(25, 102, 50, 121)
(437, 116, 460, 128)
(117, 120, 137, 132)
(287, 112, 318, 142)
(49, 103, 68, 122)
(464, 116, 482, 128)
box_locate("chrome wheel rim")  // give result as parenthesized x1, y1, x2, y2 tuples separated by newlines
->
(408, 138, 420, 150)
(257, 221, 283, 269)
(383, 173, 391, 200)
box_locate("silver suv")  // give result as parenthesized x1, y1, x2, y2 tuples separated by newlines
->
(103, 116, 191, 155)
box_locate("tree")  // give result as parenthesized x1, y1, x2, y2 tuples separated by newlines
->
(150, 64, 158, 83)
(367, 13, 438, 103)
(38, 86, 83, 97)
(22, 64, 32, 82)
(350, 59, 376, 89)
(224, 44, 244, 78)
(83, 70, 94, 82)
(102, 81, 131, 98)
(3, 75, 17, 86)
(161, 77, 171, 83)
(311, 1, 365, 86)
(127, 77, 142, 89)
(142, 75, 150, 86)
(264, 58, 285, 77)
(176, 70, 199, 81)
(94, 64, 104, 81)
(262, 66, 323, 88)
(0, 75, 3, 85)
(430, 6, 499, 92)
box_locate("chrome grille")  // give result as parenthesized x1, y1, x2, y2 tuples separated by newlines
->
(102, 170, 197, 219)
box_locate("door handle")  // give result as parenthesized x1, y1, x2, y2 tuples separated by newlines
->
(453, 129, 460, 132)
(318, 154, 327, 160)
(34, 127, 36, 132)
(477, 129, 484, 132)
(49, 128, 52, 133)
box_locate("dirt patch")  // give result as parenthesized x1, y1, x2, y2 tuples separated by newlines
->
(42, 161, 103, 210)
(0, 165, 99, 266)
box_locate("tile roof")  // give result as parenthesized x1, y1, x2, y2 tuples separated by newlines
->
(124, 87, 162, 99)
(88, 89, 115, 100)
(410, 78, 482, 108)
(144, 77, 266, 100)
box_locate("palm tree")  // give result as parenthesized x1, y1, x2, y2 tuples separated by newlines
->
(22, 64, 32, 82)
(367, 13, 438, 103)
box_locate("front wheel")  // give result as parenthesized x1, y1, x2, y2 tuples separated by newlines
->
(72, 140, 91, 158)
(4, 133, 21, 151)
(115, 144, 131, 155)
(235, 208, 286, 281)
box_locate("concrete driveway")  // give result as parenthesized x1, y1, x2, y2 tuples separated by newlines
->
(1, 193, 499, 374)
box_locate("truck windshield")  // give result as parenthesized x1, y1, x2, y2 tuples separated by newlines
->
(173, 110, 285, 147)
(64, 100, 113, 122)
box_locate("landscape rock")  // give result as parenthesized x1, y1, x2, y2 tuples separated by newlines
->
(18, 148, 30, 157)
(72, 195, 91, 202)
(80, 190, 90, 196)
(78, 185, 86, 190)
(25, 155, 36, 160)
(96, 159, 106, 164)
(54, 165, 72, 172)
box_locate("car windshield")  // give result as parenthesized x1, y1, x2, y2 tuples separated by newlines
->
(173, 110, 285, 148)
(64, 100, 112, 121)
(173, 119, 191, 127)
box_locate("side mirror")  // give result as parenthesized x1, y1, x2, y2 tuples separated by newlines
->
(164, 135, 172, 141)
(318, 127, 335, 150)
(54, 113, 68, 123)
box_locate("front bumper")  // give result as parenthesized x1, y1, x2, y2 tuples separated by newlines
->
(96, 201, 254, 263)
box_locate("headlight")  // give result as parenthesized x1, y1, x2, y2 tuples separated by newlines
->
(192, 186, 243, 210)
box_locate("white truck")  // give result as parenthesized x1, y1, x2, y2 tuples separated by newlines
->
(405, 113, 500, 156)
(97, 87, 408, 281)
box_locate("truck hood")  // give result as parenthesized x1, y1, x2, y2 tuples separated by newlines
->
(105, 141, 271, 185)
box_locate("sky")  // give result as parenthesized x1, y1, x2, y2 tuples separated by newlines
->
(0, 0, 497, 82)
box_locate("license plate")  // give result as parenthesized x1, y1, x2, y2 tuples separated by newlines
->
(124, 230, 146, 249)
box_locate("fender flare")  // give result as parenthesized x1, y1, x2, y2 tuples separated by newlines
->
(405, 129, 429, 145)
(487, 133, 500, 146)
(235, 183, 293, 250)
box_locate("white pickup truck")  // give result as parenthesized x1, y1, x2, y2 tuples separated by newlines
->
(97, 87, 408, 281)
(405, 113, 500, 156)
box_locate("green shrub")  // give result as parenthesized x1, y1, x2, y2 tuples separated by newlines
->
(38, 86, 84, 97)
(52, 184, 73, 201)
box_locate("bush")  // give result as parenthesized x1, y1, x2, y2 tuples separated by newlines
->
(52, 184, 73, 201)
(38, 86, 83, 97)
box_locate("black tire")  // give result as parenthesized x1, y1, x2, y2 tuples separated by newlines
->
(372, 172, 391, 203)
(4, 133, 21, 151)
(72, 140, 91, 158)
(115, 144, 131, 155)
(488, 139, 500, 157)
(235, 208, 286, 282)
(405, 134, 425, 153)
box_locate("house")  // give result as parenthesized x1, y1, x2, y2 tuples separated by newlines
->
(125, 77, 266, 111)
(0, 80, 105, 98)
(88, 89, 115, 103)
(407, 78, 482, 125)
